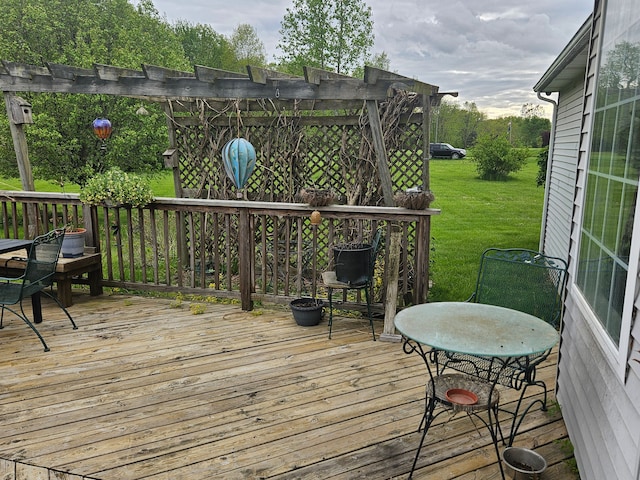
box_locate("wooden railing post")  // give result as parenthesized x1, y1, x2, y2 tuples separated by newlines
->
(413, 216, 431, 304)
(238, 208, 254, 310)
(380, 223, 402, 342)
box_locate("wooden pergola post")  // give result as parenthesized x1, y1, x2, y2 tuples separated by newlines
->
(3, 91, 37, 237)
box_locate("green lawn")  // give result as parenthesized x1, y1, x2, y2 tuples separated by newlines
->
(428, 154, 544, 301)
(0, 172, 176, 197)
(0, 155, 544, 303)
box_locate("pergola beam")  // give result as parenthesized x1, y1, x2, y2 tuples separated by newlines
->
(0, 61, 441, 103)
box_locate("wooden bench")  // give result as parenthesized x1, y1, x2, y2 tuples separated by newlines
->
(0, 247, 103, 307)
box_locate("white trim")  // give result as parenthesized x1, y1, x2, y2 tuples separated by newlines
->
(571, 283, 620, 362)
(619, 185, 640, 379)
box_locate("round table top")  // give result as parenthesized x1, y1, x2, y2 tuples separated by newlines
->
(394, 302, 559, 357)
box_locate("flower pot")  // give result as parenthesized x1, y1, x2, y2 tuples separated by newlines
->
(333, 243, 373, 285)
(61, 228, 86, 258)
(290, 298, 324, 326)
(502, 447, 547, 479)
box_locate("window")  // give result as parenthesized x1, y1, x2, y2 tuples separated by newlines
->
(577, 0, 640, 346)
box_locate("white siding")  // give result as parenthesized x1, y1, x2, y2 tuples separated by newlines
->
(542, 82, 582, 262)
(556, 3, 640, 479)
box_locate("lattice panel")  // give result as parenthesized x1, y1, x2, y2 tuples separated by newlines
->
(170, 94, 425, 205)
(389, 123, 425, 191)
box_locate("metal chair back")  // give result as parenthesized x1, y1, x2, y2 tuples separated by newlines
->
(22, 229, 65, 296)
(471, 248, 568, 328)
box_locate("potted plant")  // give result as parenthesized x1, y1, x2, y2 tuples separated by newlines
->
(290, 298, 324, 326)
(61, 224, 87, 258)
(79, 167, 154, 208)
(298, 187, 337, 207)
(394, 187, 435, 210)
(333, 241, 373, 285)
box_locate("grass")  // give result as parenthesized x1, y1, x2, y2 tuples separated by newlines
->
(428, 152, 545, 301)
(0, 153, 544, 303)
(0, 172, 176, 197)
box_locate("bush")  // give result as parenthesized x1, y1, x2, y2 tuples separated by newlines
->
(471, 135, 528, 180)
(536, 146, 549, 186)
(79, 168, 154, 208)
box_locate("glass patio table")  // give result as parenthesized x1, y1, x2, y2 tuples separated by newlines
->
(394, 301, 559, 357)
(394, 301, 560, 445)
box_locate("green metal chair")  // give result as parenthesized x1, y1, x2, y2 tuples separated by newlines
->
(433, 248, 568, 442)
(0, 229, 77, 351)
(322, 229, 382, 341)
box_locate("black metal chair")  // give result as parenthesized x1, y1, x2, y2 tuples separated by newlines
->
(403, 339, 504, 479)
(0, 229, 77, 351)
(434, 248, 568, 442)
(322, 229, 382, 341)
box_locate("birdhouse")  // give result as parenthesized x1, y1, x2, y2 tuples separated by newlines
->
(163, 148, 178, 168)
(9, 96, 33, 125)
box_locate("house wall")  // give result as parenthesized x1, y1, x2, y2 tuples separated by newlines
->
(542, 81, 582, 262)
(555, 3, 640, 479)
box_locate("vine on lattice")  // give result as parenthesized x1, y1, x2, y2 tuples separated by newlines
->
(168, 90, 424, 205)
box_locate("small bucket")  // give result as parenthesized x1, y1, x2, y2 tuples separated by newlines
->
(502, 447, 547, 479)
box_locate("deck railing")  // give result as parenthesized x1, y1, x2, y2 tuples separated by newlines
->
(0, 191, 439, 311)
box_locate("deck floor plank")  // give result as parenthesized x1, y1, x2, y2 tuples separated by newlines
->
(0, 294, 577, 479)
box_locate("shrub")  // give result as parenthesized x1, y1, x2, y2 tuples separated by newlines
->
(79, 167, 154, 208)
(536, 146, 549, 186)
(471, 135, 528, 180)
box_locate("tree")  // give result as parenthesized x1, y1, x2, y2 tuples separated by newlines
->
(459, 102, 485, 148)
(173, 20, 235, 70)
(0, 0, 189, 185)
(277, 0, 374, 75)
(230, 24, 267, 69)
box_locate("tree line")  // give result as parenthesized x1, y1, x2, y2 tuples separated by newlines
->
(0, 0, 549, 188)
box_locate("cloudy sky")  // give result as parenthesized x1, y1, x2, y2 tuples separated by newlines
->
(144, 0, 594, 118)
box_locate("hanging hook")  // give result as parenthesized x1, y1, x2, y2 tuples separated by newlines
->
(235, 101, 242, 138)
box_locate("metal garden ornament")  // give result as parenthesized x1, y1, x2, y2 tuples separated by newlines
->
(92, 117, 112, 153)
(222, 138, 257, 199)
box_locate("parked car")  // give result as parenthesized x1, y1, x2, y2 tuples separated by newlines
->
(429, 143, 466, 159)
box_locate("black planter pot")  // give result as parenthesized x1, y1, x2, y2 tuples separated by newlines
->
(333, 243, 373, 285)
(290, 298, 324, 326)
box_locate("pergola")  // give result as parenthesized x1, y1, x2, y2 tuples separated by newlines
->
(1, 61, 456, 206)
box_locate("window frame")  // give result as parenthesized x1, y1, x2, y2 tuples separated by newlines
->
(574, 0, 640, 380)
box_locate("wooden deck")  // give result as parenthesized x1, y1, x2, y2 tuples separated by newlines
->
(0, 293, 578, 479)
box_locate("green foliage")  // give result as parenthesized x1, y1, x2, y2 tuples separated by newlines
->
(79, 168, 154, 207)
(230, 24, 267, 69)
(0, 0, 188, 185)
(471, 135, 529, 180)
(277, 0, 374, 75)
(536, 146, 549, 186)
(431, 100, 486, 149)
(173, 20, 235, 69)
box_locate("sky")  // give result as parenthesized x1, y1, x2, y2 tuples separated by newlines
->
(142, 0, 594, 119)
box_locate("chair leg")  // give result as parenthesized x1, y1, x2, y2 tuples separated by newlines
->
(364, 287, 375, 341)
(327, 287, 334, 339)
(505, 380, 547, 446)
(16, 302, 49, 352)
(488, 402, 507, 480)
(40, 289, 77, 329)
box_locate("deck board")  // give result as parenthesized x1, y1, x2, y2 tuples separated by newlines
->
(0, 294, 577, 479)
